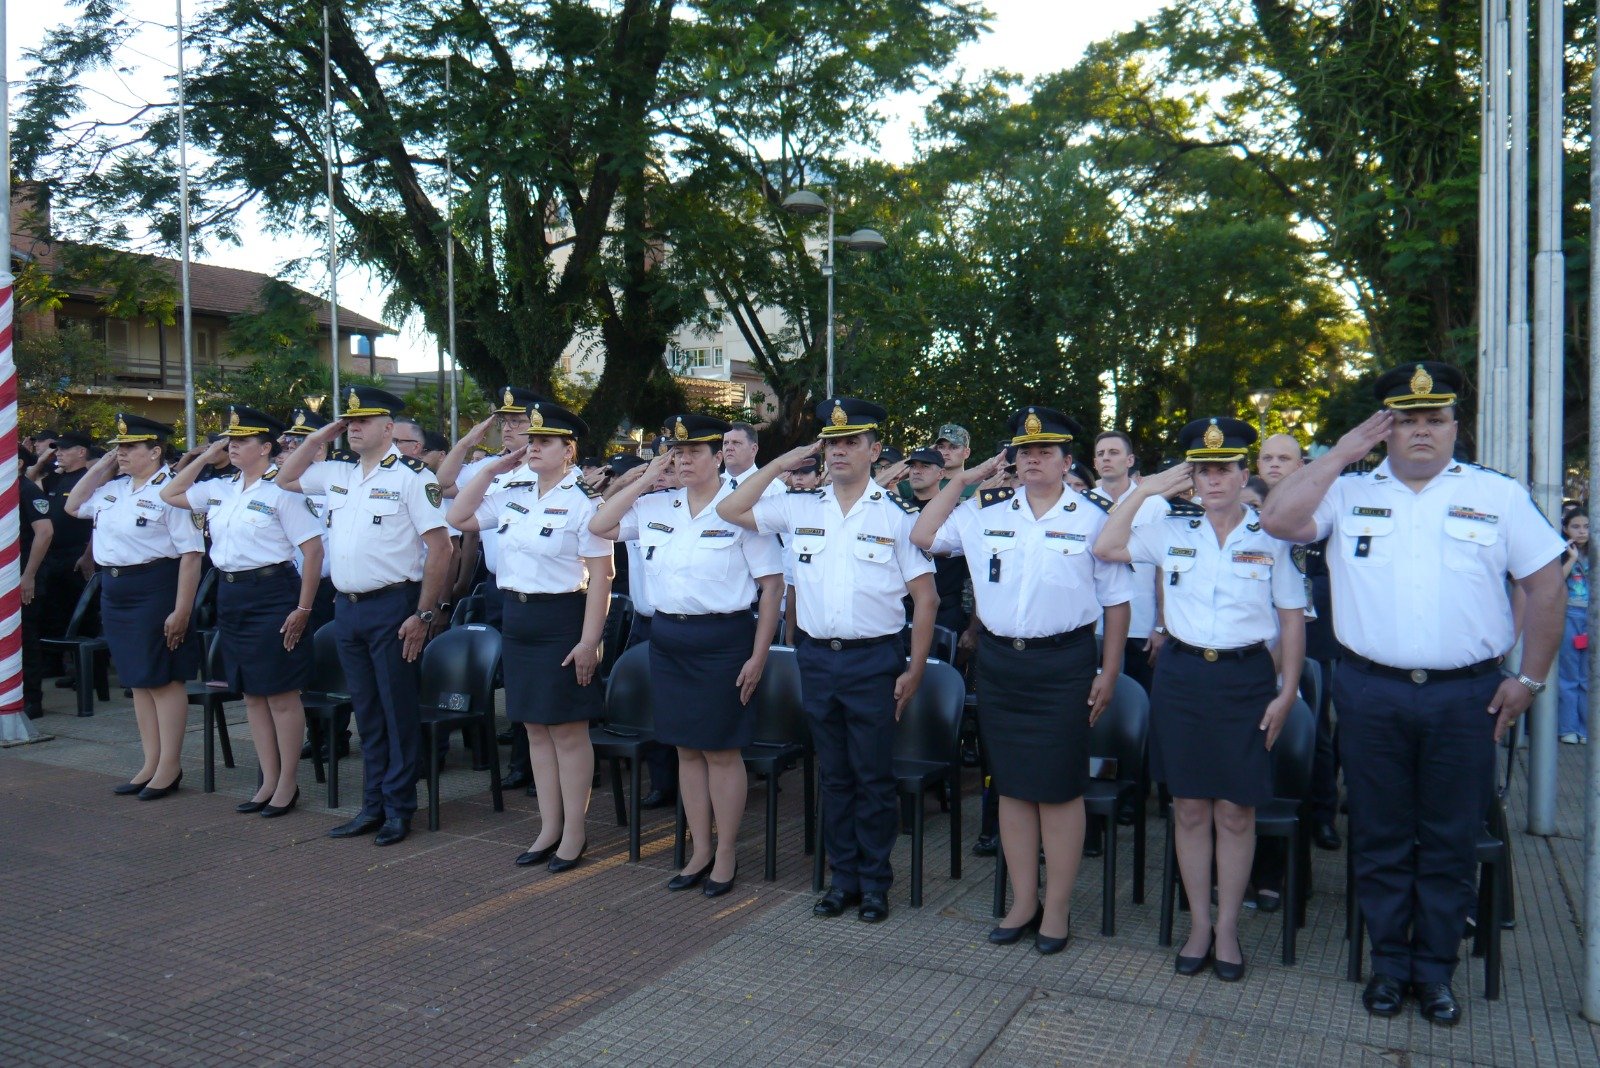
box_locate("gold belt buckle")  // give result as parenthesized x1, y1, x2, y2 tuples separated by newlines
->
(1203, 648, 1219, 662)
(1012, 638, 1026, 652)
(1410, 669, 1429, 685)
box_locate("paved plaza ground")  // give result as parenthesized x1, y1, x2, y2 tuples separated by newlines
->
(3, 681, 1599, 1066)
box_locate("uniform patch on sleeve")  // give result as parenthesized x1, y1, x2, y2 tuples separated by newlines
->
(425, 483, 443, 509)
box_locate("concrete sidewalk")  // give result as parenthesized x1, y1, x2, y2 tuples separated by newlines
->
(2, 684, 1598, 1066)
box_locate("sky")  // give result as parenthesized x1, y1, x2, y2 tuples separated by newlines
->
(7, 0, 1172, 372)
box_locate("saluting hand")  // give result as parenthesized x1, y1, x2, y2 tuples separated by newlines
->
(874, 460, 910, 488)
(1260, 692, 1294, 749)
(485, 444, 531, 476)
(461, 415, 496, 449)
(773, 439, 824, 472)
(281, 607, 310, 651)
(563, 640, 601, 686)
(1329, 409, 1394, 466)
(1136, 462, 1194, 502)
(964, 451, 1008, 487)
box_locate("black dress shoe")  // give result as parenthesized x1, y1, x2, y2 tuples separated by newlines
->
(668, 858, 715, 891)
(260, 788, 300, 818)
(1175, 930, 1214, 976)
(1415, 982, 1461, 1026)
(136, 770, 183, 801)
(641, 788, 676, 809)
(1082, 834, 1104, 859)
(24, 701, 43, 719)
(813, 886, 862, 917)
(547, 843, 587, 873)
(1212, 933, 1245, 981)
(1361, 973, 1407, 1016)
(972, 832, 998, 857)
(236, 798, 269, 814)
(373, 818, 410, 847)
(858, 891, 889, 923)
(113, 779, 152, 796)
(328, 814, 384, 839)
(502, 769, 532, 790)
(497, 727, 515, 745)
(703, 866, 737, 898)
(515, 843, 559, 867)
(1255, 889, 1282, 913)
(988, 906, 1042, 945)
(300, 739, 315, 760)
(1035, 921, 1071, 956)
(1313, 822, 1342, 850)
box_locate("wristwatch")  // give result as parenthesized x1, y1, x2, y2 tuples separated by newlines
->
(1510, 670, 1546, 696)
(416, 609, 436, 624)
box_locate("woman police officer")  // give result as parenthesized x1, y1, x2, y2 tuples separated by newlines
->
(161, 405, 325, 816)
(65, 414, 205, 799)
(589, 414, 785, 896)
(911, 406, 1132, 953)
(1093, 417, 1306, 982)
(447, 399, 614, 873)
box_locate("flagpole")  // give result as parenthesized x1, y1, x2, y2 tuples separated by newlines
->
(323, 4, 342, 417)
(445, 55, 458, 440)
(175, 0, 195, 447)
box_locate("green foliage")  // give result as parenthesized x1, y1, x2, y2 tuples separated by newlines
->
(14, 322, 119, 437)
(399, 377, 491, 435)
(194, 349, 386, 432)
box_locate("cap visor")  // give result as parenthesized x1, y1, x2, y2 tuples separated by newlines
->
(1009, 433, 1072, 446)
(1383, 393, 1457, 410)
(818, 423, 878, 439)
(1184, 448, 1249, 462)
(342, 406, 392, 418)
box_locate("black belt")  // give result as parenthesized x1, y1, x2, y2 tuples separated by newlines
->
(506, 590, 584, 604)
(338, 581, 416, 603)
(981, 622, 1095, 652)
(219, 563, 292, 583)
(800, 631, 900, 652)
(659, 609, 752, 621)
(1344, 652, 1503, 686)
(1168, 638, 1269, 663)
(104, 559, 171, 578)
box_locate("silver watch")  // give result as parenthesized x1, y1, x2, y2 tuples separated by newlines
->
(1512, 671, 1547, 696)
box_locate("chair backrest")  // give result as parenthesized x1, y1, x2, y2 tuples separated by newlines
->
(64, 572, 103, 639)
(748, 646, 807, 748)
(1298, 658, 1323, 717)
(602, 640, 654, 730)
(418, 625, 503, 715)
(600, 593, 635, 679)
(203, 629, 228, 682)
(191, 565, 220, 627)
(901, 621, 960, 665)
(1268, 697, 1317, 801)
(450, 594, 486, 627)
(1087, 674, 1150, 783)
(309, 622, 349, 695)
(892, 660, 966, 764)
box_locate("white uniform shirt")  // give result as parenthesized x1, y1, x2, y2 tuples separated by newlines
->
(618, 482, 783, 615)
(1091, 485, 1166, 640)
(1128, 503, 1306, 648)
(1311, 459, 1564, 669)
(474, 468, 613, 594)
(186, 468, 323, 572)
(85, 467, 206, 566)
(929, 484, 1132, 639)
(724, 468, 787, 497)
(459, 454, 504, 573)
(752, 485, 934, 640)
(624, 540, 655, 618)
(298, 447, 447, 593)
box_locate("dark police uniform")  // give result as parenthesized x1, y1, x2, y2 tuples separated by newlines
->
(899, 446, 972, 633)
(40, 432, 97, 659)
(1310, 364, 1562, 991)
(750, 398, 934, 908)
(18, 476, 53, 713)
(296, 388, 446, 831)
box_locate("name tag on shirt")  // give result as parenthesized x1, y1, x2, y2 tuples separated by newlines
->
(647, 521, 674, 533)
(329, 485, 348, 495)
(507, 502, 529, 514)
(135, 498, 162, 511)
(1352, 506, 1391, 518)
(1167, 547, 1196, 557)
(982, 529, 1015, 538)
(544, 507, 569, 515)
(700, 529, 736, 538)
(1044, 531, 1085, 542)
(1448, 507, 1498, 524)
(795, 527, 824, 536)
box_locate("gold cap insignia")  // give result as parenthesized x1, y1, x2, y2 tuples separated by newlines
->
(1203, 421, 1225, 450)
(1410, 364, 1433, 396)
(228, 408, 240, 427)
(117, 416, 128, 437)
(503, 387, 514, 407)
(830, 401, 848, 427)
(530, 405, 545, 429)
(294, 412, 306, 427)
(348, 387, 360, 408)
(674, 418, 688, 441)
(1023, 410, 1042, 436)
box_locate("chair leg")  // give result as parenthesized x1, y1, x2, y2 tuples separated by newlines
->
(673, 792, 686, 870)
(1131, 792, 1147, 905)
(486, 714, 504, 813)
(1101, 816, 1117, 937)
(992, 845, 1008, 919)
(949, 774, 961, 880)
(1158, 815, 1176, 947)
(764, 771, 779, 882)
(427, 724, 442, 832)
(203, 698, 217, 793)
(328, 727, 341, 809)
(802, 753, 816, 856)
(95, 649, 110, 702)
(910, 788, 925, 908)
(75, 650, 95, 716)
(1283, 829, 1300, 966)
(309, 717, 327, 784)
(627, 753, 642, 862)
(611, 757, 627, 826)
(811, 783, 826, 893)
(1499, 838, 1516, 929)
(1485, 859, 1503, 1000)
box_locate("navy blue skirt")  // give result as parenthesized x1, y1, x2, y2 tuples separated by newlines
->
(1150, 645, 1276, 808)
(215, 566, 313, 694)
(500, 591, 603, 725)
(101, 557, 202, 688)
(649, 612, 757, 750)
(976, 629, 1096, 803)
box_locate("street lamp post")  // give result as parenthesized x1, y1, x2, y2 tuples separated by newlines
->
(781, 187, 885, 398)
(1247, 388, 1280, 437)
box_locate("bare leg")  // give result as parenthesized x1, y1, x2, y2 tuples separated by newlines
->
(243, 695, 276, 803)
(264, 691, 306, 805)
(525, 723, 563, 851)
(129, 687, 159, 782)
(677, 748, 713, 875)
(1212, 800, 1257, 966)
(1173, 796, 1217, 958)
(998, 796, 1042, 927)
(704, 748, 747, 882)
(549, 720, 594, 859)
(1037, 797, 1086, 939)
(149, 680, 189, 788)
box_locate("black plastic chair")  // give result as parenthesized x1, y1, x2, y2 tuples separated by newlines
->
(301, 623, 354, 809)
(1160, 698, 1315, 965)
(449, 594, 486, 627)
(598, 594, 635, 683)
(1298, 659, 1323, 721)
(415, 625, 504, 831)
(191, 565, 221, 646)
(901, 621, 958, 664)
(591, 642, 655, 861)
(188, 630, 240, 792)
(39, 572, 110, 716)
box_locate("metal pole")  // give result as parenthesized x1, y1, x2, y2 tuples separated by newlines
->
(1477, 0, 1501, 465)
(323, 4, 342, 417)
(1583, 6, 1600, 1021)
(1527, 0, 1564, 836)
(1507, 0, 1530, 484)
(445, 56, 458, 440)
(175, 0, 195, 447)
(823, 192, 835, 398)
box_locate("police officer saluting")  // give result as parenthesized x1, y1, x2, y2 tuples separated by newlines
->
(66, 415, 205, 798)
(719, 397, 938, 924)
(161, 405, 325, 816)
(1262, 362, 1565, 1023)
(275, 387, 452, 847)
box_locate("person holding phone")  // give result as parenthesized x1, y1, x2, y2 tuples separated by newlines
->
(1559, 511, 1589, 744)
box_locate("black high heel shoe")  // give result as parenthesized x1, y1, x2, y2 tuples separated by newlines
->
(1211, 931, 1246, 982)
(114, 779, 152, 796)
(1035, 916, 1072, 955)
(235, 798, 269, 814)
(515, 842, 559, 867)
(667, 858, 715, 892)
(702, 864, 738, 898)
(260, 787, 300, 818)
(1175, 928, 1215, 976)
(547, 842, 587, 873)
(136, 770, 183, 801)
(988, 905, 1043, 946)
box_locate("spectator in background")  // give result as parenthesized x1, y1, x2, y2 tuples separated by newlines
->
(1560, 511, 1589, 745)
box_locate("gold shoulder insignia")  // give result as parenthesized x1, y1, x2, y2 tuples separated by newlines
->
(380, 454, 398, 468)
(398, 455, 428, 473)
(576, 476, 602, 500)
(330, 449, 358, 463)
(262, 469, 278, 482)
(979, 486, 1016, 508)
(885, 492, 916, 514)
(1167, 499, 1205, 518)
(151, 471, 168, 485)
(1081, 491, 1111, 514)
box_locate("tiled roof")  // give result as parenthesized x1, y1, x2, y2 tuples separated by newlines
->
(10, 233, 395, 335)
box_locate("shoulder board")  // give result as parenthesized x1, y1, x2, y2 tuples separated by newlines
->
(871, 490, 915, 514)
(262, 469, 278, 482)
(329, 450, 358, 463)
(230, 470, 242, 483)
(151, 471, 168, 486)
(979, 486, 1016, 508)
(575, 476, 602, 500)
(1167, 499, 1205, 518)
(397, 455, 428, 473)
(788, 487, 823, 496)
(379, 454, 398, 468)
(1081, 491, 1111, 514)
(1466, 462, 1515, 481)
(503, 480, 534, 490)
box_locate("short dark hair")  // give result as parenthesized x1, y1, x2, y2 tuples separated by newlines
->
(391, 415, 424, 435)
(1246, 475, 1270, 499)
(727, 422, 757, 443)
(1094, 429, 1134, 452)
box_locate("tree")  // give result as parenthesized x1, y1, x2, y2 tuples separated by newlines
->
(14, 321, 118, 437)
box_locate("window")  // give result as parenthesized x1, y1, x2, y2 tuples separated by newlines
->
(676, 346, 724, 371)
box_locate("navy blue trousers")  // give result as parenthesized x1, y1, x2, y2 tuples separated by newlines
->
(1335, 661, 1498, 984)
(798, 638, 902, 894)
(333, 584, 421, 822)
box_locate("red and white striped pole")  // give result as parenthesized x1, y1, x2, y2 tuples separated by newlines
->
(0, 0, 40, 744)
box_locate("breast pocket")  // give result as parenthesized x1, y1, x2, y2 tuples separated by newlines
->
(1443, 516, 1500, 573)
(525, 512, 571, 555)
(1039, 534, 1087, 587)
(852, 535, 896, 566)
(1230, 556, 1272, 583)
(639, 526, 673, 573)
(1163, 551, 1198, 585)
(689, 533, 741, 581)
(323, 491, 349, 528)
(365, 496, 401, 527)
(791, 530, 826, 563)
(1339, 513, 1395, 566)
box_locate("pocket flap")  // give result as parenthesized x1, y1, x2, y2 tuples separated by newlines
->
(1443, 515, 1499, 546)
(852, 533, 895, 563)
(1339, 512, 1394, 538)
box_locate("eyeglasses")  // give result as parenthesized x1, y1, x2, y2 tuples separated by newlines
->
(393, 437, 422, 447)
